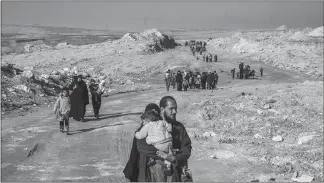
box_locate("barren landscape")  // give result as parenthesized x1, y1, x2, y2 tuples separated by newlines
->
(1, 24, 323, 182)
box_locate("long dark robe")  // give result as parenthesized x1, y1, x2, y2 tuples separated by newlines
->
(70, 81, 89, 121)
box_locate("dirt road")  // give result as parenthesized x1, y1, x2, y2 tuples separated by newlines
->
(1, 50, 317, 182)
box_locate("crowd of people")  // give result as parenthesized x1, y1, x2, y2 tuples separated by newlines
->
(165, 69, 219, 92)
(53, 75, 106, 134)
(185, 40, 218, 62)
(230, 62, 264, 80)
(202, 53, 217, 62)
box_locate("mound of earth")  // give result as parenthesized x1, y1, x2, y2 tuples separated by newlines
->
(276, 25, 288, 31)
(288, 31, 312, 41)
(231, 38, 263, 54)
(118, 28, 179, 53)
(308, 26, 324, 37)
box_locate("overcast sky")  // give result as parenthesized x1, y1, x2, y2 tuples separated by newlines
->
(2, 1, 323, 31)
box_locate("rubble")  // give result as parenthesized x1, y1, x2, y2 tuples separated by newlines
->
(13, 85, 30, 93)
(21, 70, 34, 79)
(24, 44, 53, 53)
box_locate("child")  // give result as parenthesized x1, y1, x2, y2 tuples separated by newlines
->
(54, 88, 71, 134)
(135, 109, 173, 172)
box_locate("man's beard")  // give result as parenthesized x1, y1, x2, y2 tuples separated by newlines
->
(163, 111, 176, 123)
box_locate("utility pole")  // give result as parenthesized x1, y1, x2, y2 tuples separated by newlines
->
(225, 12, 228, 30)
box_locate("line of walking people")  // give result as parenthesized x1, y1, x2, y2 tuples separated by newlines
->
(165, 69, 219, 92)
(53, 75, 106, 134)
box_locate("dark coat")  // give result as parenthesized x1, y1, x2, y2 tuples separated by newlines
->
(207, 73, 214, 84)
(123, 120, 192, 182)
(176, 73, 183, 83)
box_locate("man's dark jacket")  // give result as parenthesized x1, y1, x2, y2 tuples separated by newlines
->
(123, 121, 192, 182)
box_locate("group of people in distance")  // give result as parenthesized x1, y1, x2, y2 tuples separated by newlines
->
(53, 75, 106, 134)
(165, 69, 219, 92)
(230, 62, 264, 80)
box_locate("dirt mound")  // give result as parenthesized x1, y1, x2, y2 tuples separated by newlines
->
(24, 44, 53, 53)
(288, 31, 312, 41)
(118, 28, 179, 53)
(276, 25, 288, 31)
(308, 26, 324, 37)
(231, 38, 263, 54)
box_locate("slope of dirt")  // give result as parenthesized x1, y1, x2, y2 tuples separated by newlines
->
(308, 26, 324, 37)
(208, 29, 323, 77)
(276, 25, 288, 31)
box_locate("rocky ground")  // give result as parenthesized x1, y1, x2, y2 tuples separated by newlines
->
(1, 25, 323, 182)
(207, 26, 323, 78)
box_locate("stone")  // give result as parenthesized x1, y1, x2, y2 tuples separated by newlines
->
(291, 175, 314, 182)
(257, 109, 264, 115)
(263, 104, 271, 109)
(251, 116, 258, 121)
(209, 155, 217, 159)
(40, 74, 50, 80)
(51, 70, 59, 75)
(2, 94, 7, 100)
(272, 135, 283, 142)
(254, 133, 264, 139)
(21, 70, 34, 79)
(202, 131, 216, 137)
(297, 135, 314, 145)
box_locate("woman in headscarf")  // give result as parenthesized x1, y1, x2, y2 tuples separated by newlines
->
(175, 71, 183, 91)
(69, 75, 89, 121)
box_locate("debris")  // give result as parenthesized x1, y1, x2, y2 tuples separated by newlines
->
(263, 104, 271, 109)
(13, 85, 30, 93)
(21, 70, 34, 79)
(254, 133, 264, 139)
(272, 135, 283, 142)
(297, 135, 315, 145)
(257, 109, 264, 115)
(209, 155, 218, 159)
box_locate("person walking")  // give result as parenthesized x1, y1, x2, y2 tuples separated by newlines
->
(260, 67, 263, 77)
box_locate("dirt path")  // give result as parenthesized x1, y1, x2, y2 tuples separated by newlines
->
(1, 49, 316, 181)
